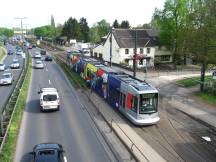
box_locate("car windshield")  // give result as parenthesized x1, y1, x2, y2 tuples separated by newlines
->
(139, 93, 158, 114)
(2, 74, 11, 79)
(43, 95, 57, 101)
(36, 61, 42, 64)
(0, 63, 4, 66)
(35, 149, 59, 162)
(13, 60, 18, 63)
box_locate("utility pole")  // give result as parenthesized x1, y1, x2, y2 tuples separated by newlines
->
(15, 17, 27, 41)
(109, 28, 113, 67)
(133, 29, 137, 77)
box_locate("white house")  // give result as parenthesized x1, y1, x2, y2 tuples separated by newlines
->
(92, 29, 172, 68)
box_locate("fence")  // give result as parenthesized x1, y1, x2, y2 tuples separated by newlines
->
(0, 47, 29, 152)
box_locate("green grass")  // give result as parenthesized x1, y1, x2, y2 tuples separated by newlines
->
(0, 56, 32, 162)
(55, 56, 87, 89)
(0, 47, 6, 61)
(196, 92, 216, 106)
(177, 75, 212, 87)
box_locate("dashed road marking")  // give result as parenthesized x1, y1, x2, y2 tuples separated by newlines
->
(49, 80, 51, 85)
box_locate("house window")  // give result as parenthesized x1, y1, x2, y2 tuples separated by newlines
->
(140, 48, 143, 54)
(147, 48, 151, 54)
(161, 55, 170, 61)
(94, 52, 97, 58)
(139, 59, 143, 65)
(99, 53, 103, 60)
(125, 49, 129, 55)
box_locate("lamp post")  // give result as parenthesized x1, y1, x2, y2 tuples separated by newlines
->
(15, 17, 28, 41)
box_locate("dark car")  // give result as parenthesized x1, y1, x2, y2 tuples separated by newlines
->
(40, 50, 46, 55)
(45, 55, 53, 61)
(30, 143, 66, 162)
(8, 49, 13, 55)
(32, 44, 37, 48)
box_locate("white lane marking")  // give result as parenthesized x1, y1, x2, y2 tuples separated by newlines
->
(202, 136, 211, 142)
(64, 156, 67, 162)
(49, 80, 51, 85)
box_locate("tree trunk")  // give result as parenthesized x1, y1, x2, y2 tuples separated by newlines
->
(200, 63, 206, 92)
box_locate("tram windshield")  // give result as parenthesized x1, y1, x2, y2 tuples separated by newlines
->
(139, 93, 158, 114)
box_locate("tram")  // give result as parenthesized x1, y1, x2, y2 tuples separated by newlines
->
(66, 52, 160, 125)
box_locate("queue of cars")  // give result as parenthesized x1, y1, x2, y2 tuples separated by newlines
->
(0, 46, 23, 87)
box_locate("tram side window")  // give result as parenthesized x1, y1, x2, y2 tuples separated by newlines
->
(122, 94, 126, 107)
(119, 93, 122, 106)
(132, 96, 138, 113)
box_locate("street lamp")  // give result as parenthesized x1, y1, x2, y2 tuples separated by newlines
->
(15, 17, 28, 41)
(23, 24, 30, 36)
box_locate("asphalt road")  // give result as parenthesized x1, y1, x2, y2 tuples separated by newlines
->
(0, 44, 24, 112)
(14, 48, 116, 162)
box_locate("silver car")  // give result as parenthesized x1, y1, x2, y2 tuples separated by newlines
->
(0, 73, 13, 85)
(35, 60, 44, 69)
(34, 53, 42, 59)
(0, 63, 5, 71)
(10, 58, 20, 69)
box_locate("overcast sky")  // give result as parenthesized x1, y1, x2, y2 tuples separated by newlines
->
(0, 0, 165, 29)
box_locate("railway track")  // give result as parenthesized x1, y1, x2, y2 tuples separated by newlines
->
(55, 51, 216, 162)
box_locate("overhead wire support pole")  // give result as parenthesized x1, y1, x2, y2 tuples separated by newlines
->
(14, 17, 28, 42)
(109, 28, 113, 67)
(133, 29, 137, 77)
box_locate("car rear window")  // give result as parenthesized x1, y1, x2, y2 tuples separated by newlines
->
(43, 95, 57, 101)
(39, 150, 55, 155)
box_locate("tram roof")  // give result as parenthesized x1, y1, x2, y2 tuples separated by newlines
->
(114, 74, 158, 92)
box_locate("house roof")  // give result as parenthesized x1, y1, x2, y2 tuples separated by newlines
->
(112, 29, 159, 48)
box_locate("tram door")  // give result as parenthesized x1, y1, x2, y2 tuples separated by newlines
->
(119, 92, 126, 109)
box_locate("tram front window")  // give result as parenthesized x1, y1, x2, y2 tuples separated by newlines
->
(139, 93, 158, 114)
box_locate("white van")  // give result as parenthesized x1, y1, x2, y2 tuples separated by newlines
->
(38, 88, 60, 111)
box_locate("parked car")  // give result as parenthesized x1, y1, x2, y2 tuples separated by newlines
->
(45, 55, 53, 61)
(30, 143, 66, 162)
(38, 88, 60, 111)
(35, 60, 44, 69)
(0, 63, 5, 71)
(0, 73, 13, 85)
(10, 58, 20, 69)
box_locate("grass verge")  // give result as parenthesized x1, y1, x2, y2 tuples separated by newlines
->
(196, 92, 216, 106)
(55, 56, 87, 89)
(0, 47, 6, 61)
(0, 56, 32, 162)
(177, 75, 212, 87)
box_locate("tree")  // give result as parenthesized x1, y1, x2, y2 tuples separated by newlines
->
(51, 15, 55, 27)
(112, 20, 119, 28)
(152, 0, 189, 65)
(61, 17, 81, 41)
(89, 20, 110, 43)
(0, 28, 14, 37)
(120, 20, 130, 28)
(79, 17, 90, 42)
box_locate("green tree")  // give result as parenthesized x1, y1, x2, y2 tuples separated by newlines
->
(0, 28, 14, 37)
(79, 17, 89, 42)
(51, 15, 55, 27)
(152, 0, 189, 65)
(61, 17, 81, 41)
(112, 19, 119, 28)
(120, 20, 130, 28)
(89, 20, 110, 43)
